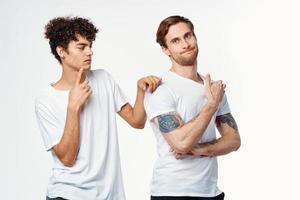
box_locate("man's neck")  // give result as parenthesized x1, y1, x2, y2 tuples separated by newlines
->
(170, 62, 199, 82)
(52, 65, 86, 90)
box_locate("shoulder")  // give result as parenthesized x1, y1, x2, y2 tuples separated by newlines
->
(89, 69, 116, 83)
(145, 83, 176, 107)
(35, 88, 56, 114)
(35, 87, 52, 106)
(145, 72, 176, 101)
(147, 83, 173, 97)
(90, 68, 110, 78)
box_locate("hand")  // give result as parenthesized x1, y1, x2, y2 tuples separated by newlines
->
(137, 75, 161, 93)
(204, 74, 226, 108)
(170, 148, 193, 160)
(190, 142, 213, 157)
(68, 68, 92, 111)
(190, 143, 205, 156)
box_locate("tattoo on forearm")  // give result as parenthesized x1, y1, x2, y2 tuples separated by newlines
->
(157, 113, 181, 133)
(216, 113, 238, 132)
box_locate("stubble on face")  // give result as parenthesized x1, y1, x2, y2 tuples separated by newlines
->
(171, 46, 198, 66)
(164, 22, 199, 66)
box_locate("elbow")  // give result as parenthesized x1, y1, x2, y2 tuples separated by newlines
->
(131, 123, 145, 129)
(235, 140, 241, 151)
(234, 136, 241, 151)
(130, 120, 146, 129)
(173, 142, 191, 154)
(53, 145, 78, 167)
(60, 157, 77, 167)
(60, 159, 75, 167)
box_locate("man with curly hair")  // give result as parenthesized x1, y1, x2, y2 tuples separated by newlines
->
(35, 16, 161, 200)
(144, 15, 241, 200)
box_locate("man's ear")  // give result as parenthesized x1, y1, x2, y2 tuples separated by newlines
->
(56, 46, 66, 59)
(162, 46, 171, 57)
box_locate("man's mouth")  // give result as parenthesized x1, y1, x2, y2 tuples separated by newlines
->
(181, 48, 195, 55)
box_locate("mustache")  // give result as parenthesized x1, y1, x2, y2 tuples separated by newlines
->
(181, 47, 196, 54)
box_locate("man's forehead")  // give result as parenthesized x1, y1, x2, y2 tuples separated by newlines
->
(165, 22, 192, 39)
(74, 34, 91, 44)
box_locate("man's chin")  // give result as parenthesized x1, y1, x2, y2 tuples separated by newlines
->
(177, 57, 197, 66)
(82, 65, 91, 71)
(181, 61, 196, 66)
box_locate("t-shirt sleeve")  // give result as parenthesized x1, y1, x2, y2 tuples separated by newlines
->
(144, 85, 176, 120)
(216, 94, 231, 116)
(35, 99, 63, 151)
(105, 71, 128, 112)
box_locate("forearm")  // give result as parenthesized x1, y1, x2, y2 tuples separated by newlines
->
(54, 106, 80, 167)
(131, 87, 147, 128)
(167, 102, 218, 153)
(191, 133, 241, 157)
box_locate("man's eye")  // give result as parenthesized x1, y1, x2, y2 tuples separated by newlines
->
(185, 33, 192, 39)
(172, 39, 179, 44)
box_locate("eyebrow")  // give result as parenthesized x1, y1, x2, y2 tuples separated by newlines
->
(170, 37, 180, 43)
(76, 43, 89, 46)
(169, 31, 193, 43)
(76, 42, 92, 47)
(184, 31, 193, 37)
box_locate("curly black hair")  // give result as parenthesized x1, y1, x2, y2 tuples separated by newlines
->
(44, 16, 99, 63)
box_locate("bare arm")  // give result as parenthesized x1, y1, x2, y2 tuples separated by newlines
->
(53, 107, 81, 167)
(53, 69, 92, 167)
(190, 113, 241, 157)
(152, 75, 225, 154)
(153, 103, 217, 154)
(118, 76, 161, 129)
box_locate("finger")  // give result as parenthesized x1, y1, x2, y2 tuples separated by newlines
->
(81, 79, 89, 87)
(204, 74, 211, 87)
(222, 84, 226, 89)
(204, 74, 213, 98)
(176, 153, 183, 160)
(219, 80, 223, 86)
(152, 76, 162, 84)
(76, 68, 84, 85)
(84, 88, 93, 98)
(148, 77, 157, 92)
(151, 76, 160, 89)
(139, 81, 147, 91)
(143, 78, 152, 92)
(151, 76, 161, 92)
(84, 85, 91, 91)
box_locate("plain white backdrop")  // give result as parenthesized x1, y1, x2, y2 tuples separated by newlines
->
(1, 0, 300, 199)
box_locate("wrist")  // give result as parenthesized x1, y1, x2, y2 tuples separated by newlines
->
(136, 86, 146, 97)
(137, 84, 146, 92)
(67, 104, 81, 113)
(204, 101, 219, 113)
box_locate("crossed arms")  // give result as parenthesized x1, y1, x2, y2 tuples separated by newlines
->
(151, 75, 241, 158)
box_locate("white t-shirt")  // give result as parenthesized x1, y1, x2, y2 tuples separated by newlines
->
(35, 69, 128, 200)
(144, 70, 231, 197)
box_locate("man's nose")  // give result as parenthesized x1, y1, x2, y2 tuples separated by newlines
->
(181, 39, 190, 49)
(86, 47, 93, 56)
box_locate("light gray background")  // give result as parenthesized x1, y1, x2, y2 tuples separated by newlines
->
(1, 0, 299, 199)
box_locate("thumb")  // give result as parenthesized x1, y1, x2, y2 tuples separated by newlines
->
(204, 74, 211, 87)
(139, 82, 146, 91)
(76, 68, 85, 84)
